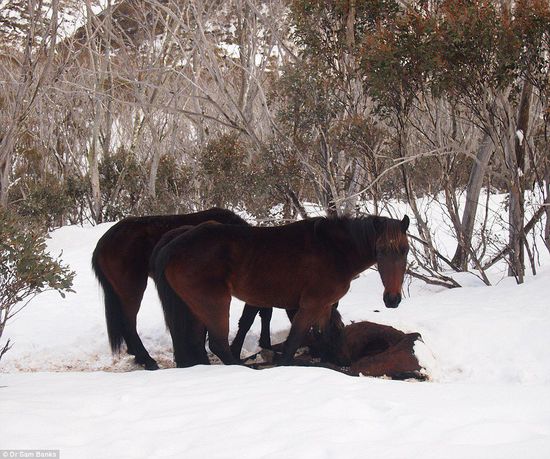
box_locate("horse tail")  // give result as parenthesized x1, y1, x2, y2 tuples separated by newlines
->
(149, 229, 192, 335)
(154, 267, 185, 335)
(151, 244, 192, 366)
(91, 245, 125, 354)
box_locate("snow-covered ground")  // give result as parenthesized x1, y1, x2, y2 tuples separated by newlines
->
(1, 210, 550, 458)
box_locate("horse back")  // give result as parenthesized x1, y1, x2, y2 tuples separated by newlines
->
(161, 219, 352, 308)
(93, 208, 247, 269)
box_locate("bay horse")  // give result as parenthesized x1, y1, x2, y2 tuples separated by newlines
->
(343, 321, 423, 379)
(256, 319, 425, 380)
(152, 214, 410, 366)
(91, 208, 249, 370)
(151, 226, 345, 367)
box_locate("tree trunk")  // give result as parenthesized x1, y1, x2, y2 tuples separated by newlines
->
(85, 0, 104, 222)
(544, 174, 550, 254)
(507, 80, 532, 282)
(0, 129, 17, 207)
(452, 131, 493, 269)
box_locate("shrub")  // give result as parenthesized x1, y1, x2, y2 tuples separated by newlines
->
(0, 210, 75, 361)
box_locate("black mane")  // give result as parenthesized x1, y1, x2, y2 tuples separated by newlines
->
(344, 215, 379, 260)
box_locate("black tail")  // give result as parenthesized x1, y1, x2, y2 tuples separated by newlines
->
(91, 246, 126, 354)
(151, 245, 194, 367)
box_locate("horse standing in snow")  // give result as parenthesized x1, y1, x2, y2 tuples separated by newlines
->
(152, 215, 410, 367)
(91, 208, 250, 370)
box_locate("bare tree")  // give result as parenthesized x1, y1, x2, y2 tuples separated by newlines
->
(0, 0, 60, 207)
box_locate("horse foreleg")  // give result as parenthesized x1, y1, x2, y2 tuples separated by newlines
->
(230, 304, 261, 360)
(258, 307, 273, 350)
(316, 306, 350, 367)
(281, 305, 332, 366)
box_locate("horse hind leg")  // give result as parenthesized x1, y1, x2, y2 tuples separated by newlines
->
(195, 300, 238, 366)
(209, 329, 239, 365)
(165, 259, 237, 365)
(122, 310, 159, 370)
(114, 284, 159, 370)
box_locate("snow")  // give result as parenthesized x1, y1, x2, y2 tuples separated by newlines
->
(516, 129, 525, 146)
(1, 207, 550, 457)
(2, 369, 549, 459)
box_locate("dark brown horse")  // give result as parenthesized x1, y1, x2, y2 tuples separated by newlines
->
(91, 208, 249, 370)
(151, 225, 344, 367)
(257, 319, 425, 380)
(152, 215, 410, 367)
(344, 321, 424, 379)
(149, 225, 288, 367)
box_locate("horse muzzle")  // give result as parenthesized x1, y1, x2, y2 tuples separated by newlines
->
(383, 292, 401, 309)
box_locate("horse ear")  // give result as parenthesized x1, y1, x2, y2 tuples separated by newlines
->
(401, 215, 410, 232)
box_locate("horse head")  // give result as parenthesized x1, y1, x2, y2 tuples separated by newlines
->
(374, 215, 410, 308)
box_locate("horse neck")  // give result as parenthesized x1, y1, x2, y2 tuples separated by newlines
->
(344, 217, 377, 274)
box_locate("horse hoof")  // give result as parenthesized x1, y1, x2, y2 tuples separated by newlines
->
(144, 361, 159, 371)
(229, 350, 241, 361)
(271, 351, 292, 365)
(260, 348, 277, 363)
(135, 357, 159, 370)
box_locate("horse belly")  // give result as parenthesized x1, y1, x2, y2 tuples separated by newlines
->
(230, 273, 301, 309)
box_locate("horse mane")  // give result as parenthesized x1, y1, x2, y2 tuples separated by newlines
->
(377, 217, 408, 251)
(343, 215, 379, 258)
(316, 214, 406, 260)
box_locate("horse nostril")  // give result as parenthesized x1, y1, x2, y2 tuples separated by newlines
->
(383, 292, 401, 309)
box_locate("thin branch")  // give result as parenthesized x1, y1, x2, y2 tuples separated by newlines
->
(406, 269, 461, 289)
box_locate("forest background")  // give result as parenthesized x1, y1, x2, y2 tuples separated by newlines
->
(1, 0, 550, 304)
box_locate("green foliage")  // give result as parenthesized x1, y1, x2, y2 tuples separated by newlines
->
(433, 1, 521, 94)
(275, 62, 341, 135)
(196, 133, 285, 217)
(360, 0, 550, 110)
(0, 210, 75, 360)
(139, 155, 195, 216)
(99, 148, 147, 221)
(514, 0, 550, 95)
(198, 133, 256, 208)
(12, 172, 86, 228)
(290, 0, 399, 61)
(361, 7, 439, 112)
(99, 148, 197, 218)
